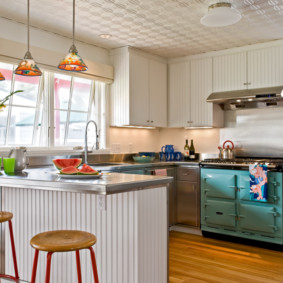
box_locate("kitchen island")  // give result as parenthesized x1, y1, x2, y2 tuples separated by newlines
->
(0, 168, 172, 283)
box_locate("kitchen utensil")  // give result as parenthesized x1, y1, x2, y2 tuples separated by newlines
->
(133, 156, 155, 163)
(8, 147, 28, 172)
(222, 140, 234, 159)
(159, 152, 165, 161)
(174, 152, 182, 161)
(165, 152, 174, 161)
(218, 146, 223, 159)
(161, 145, 174, 153)
(3, 158, 15, 174)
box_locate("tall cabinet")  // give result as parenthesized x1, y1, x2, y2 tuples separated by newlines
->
(110, 47, 167, 127)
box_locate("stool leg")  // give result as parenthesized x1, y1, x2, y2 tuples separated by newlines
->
(8, 220, 19, 280)
(76, 250, 82, 283)
(89, 247, 99, 283)
(45, 252, 53, 283)
(31, 249, 39, 283)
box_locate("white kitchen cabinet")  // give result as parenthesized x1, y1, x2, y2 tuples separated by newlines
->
(213, 45, 283, 91)
(190, 57, 214, 127)
(247, 45, 283, 88)
(168, 61, 190, 127)
(168, 57, 223, 128)
(110, 47, 167, 127)
(213, 52, 247, 92)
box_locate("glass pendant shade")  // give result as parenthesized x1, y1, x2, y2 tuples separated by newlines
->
(15, 51, 42, 76)
(58, 44, 88, 71)
(0, 72, 5, 81)
(15, 0, 42, 76)
(200, 2, 241, 27)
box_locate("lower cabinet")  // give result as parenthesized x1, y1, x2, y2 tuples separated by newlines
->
(176, 166, 200, 228)
(201, 168, 283, 244)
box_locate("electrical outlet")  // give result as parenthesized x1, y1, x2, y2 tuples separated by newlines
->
(97, 195, 106, 211)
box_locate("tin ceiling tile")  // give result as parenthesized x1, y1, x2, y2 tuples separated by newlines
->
(1, 0, 283, 58)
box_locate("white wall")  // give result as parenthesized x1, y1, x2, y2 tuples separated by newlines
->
(108, 127, 220, 155)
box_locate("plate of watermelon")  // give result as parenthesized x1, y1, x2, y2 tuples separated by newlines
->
(52, 159, 102, 179)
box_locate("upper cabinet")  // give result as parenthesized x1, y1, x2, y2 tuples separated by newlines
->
(213, 45, 283, 92)
(168, 61, 190, 127)
(213, 52, 247, 92)
(168, 57, 223, 128)
(190, 57, 215, 127)
(110, 47, 167, 127)
(247, 46, 283, 89)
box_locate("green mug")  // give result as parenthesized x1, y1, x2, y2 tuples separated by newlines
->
(3, 158, 15, 174)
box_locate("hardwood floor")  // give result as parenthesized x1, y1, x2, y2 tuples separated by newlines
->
(169, 231, 283, 283)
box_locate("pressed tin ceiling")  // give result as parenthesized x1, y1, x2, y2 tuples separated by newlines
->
(1, 0, 283, 58)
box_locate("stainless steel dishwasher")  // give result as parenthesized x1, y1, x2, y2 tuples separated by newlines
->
(176, 165, 200, 228)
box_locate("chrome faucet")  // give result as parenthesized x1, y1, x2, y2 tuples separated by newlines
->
(84, 120, 99, 164)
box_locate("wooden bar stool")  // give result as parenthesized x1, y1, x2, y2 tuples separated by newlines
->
(0, 211, 19, 281)
(30, 230, 99, 283)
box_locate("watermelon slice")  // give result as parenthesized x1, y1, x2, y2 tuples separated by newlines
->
(53, 158, 82, 170)
(60, 166, 80, 175)
(78, 164, 99, 175)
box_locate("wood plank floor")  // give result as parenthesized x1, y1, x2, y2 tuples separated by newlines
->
(169, 231, 283, 283)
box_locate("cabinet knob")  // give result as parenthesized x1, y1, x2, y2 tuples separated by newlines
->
(151, 120, 153, 123)
(147, 120, 150, 122)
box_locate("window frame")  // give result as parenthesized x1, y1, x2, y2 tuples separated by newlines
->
(0, 61, 106, 154)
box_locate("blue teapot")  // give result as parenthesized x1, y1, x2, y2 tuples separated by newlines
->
(161, 145, 174, 153)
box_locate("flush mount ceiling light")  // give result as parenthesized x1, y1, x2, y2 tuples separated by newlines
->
(58, 0, 88, 72)
(0, 72, 5, 81)
(200, 2, 242, 27)
(15, 0, 42, 76)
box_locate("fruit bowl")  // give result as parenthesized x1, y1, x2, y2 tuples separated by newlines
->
(133, 156, 155, 163)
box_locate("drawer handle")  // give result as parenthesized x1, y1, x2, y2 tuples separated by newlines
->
(269, 225, 278, 231)
(216, 212, 223, 215)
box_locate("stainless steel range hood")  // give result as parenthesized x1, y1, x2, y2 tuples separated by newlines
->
(207, 86, 283, 110)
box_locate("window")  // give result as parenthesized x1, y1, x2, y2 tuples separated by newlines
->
(0, 61, 106, 151)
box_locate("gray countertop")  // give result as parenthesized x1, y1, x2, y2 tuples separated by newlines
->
(0, 168, 173, 195)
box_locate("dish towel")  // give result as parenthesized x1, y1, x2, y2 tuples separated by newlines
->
(154, 169, 167, 176)
(249, 164, 268, 202)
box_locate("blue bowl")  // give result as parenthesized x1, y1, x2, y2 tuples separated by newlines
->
(139, 152, 155, 157)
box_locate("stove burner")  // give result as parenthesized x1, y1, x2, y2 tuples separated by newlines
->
(201, 158, 283, 170)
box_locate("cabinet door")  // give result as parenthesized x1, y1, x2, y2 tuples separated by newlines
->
(149, 60, 167, 127)
(129, 52, 149, 126)
(168, 61, 190, 127)
(203, 200, 236, 228)
(238, 204, 278, 235)
(176, 181, 199, 227)
(190, 57, 213, 127)
(248, 45, 283, 88)
(202, 170, 237, 200)
(213, 52, 247, 91)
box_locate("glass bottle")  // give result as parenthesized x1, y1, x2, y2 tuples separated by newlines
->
(184, 139, 190, 161)
(189, 139, 195, 159)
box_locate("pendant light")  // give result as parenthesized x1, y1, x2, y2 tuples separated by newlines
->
(200, 2, 242, 27)
(58, 0, 88, 72)
(15, 0, 42, 76)
(0, 72, 5, 81)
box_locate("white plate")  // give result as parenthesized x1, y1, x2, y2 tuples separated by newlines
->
(56, 173, 102, 179)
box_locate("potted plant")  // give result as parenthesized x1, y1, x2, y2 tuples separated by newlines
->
(0, 90, 23, 111)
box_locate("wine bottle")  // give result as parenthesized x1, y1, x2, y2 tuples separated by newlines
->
(184, 139, 190, 161)
(189, 139, 195, 160)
